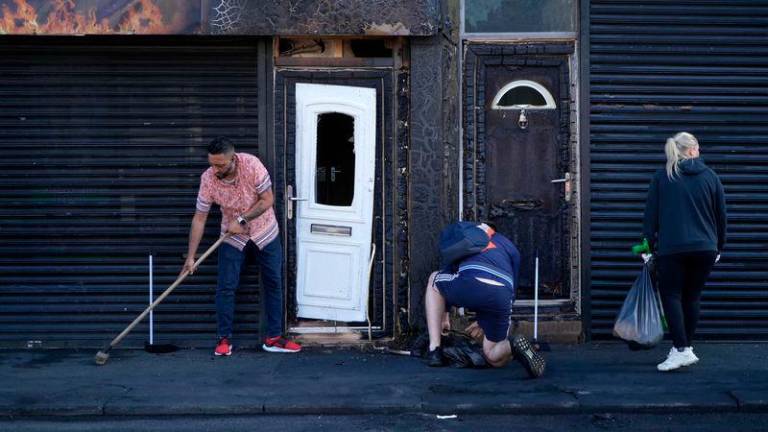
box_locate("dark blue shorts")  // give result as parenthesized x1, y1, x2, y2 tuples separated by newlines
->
(434, 269, 515, 342)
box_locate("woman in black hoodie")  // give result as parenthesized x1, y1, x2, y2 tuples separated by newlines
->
(643, 132, 727, 372)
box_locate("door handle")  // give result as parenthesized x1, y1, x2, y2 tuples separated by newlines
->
(331, 166, 342, 182)
(551, 172, 573, 202)
(286, 185, 307, 220)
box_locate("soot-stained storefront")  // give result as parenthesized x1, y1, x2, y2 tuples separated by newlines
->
(4, 0, 764, 349)
(0, 0, 456, 348)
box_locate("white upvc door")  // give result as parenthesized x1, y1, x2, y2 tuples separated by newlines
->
(294, 83, 376, 322)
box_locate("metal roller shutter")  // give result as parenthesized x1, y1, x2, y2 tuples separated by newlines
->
(0, 38, 264, 348)
(589, 1, 768, 340)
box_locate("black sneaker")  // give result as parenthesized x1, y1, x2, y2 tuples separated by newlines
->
(510, 335, 545, 378)
(426, 346, 446, 367)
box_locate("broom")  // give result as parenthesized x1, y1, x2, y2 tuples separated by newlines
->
(95, 235, 229, 365)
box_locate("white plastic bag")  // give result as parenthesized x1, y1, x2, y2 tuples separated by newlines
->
(612, 262, 664, 349)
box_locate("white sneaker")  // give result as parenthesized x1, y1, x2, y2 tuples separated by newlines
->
(685, 346, 700, 363)
(657, 347, 698, 372)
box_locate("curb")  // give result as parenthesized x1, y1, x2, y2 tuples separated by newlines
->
(1, 399, 764, 418)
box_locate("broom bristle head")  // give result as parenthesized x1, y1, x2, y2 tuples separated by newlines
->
(94, 350, 110, 365)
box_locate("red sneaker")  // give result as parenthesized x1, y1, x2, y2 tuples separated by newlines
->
(214, 337, 232, 356)
(262, 336, 301, 353)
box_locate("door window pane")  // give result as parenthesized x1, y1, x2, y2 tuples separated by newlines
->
(465, 0, 576, 33)
(492, 80, 556, 109)
(499, 86, 545, 106)
(316, 112, 355, 206)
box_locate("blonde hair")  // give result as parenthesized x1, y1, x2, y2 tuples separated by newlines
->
(665, 132, 699, 180)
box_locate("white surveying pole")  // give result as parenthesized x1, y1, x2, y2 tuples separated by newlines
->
(149, 253, 154, 345)
(534, 253, 539, 341)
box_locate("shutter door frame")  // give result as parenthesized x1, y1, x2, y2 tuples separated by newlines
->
(588, 1, 768, 340)
(0, 36, 269, 348)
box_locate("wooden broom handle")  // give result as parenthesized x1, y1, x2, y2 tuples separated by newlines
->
(106, 235, 230, 349)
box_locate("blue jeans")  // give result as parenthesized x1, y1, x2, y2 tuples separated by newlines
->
(217, 238, 283, 339)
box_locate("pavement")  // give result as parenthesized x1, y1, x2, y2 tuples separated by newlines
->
(0, 342, 766, 418)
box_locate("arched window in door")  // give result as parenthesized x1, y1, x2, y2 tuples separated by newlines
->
(491, 80, 556, 110)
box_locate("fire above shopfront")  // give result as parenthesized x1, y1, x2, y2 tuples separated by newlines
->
(0, 0, 200, 35)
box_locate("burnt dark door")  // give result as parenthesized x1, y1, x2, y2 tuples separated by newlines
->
(464, 44, 574, 301)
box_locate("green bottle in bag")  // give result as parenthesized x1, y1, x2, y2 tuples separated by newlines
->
(631, 238, 650, 255)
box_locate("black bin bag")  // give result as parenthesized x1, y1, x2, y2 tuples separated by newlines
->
(613, 262, 664, 350)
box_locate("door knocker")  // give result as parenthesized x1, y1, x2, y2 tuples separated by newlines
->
(518, 108, 528, 130)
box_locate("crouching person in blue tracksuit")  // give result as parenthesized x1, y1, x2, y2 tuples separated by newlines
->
(424, 223, 545, 377)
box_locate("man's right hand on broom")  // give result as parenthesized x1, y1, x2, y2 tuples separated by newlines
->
(182, 211, 208, 277)
(181, 256, 197, 276)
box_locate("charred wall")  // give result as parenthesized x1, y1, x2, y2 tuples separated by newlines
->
(407, 0, 460, 328)
(0, 0, 439, 37)
(210, 0, 440, 36)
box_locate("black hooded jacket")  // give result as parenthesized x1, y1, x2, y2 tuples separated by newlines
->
(643, 158, 727, 256)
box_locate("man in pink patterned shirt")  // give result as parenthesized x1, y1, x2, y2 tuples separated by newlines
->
(181, 137, 301, 356)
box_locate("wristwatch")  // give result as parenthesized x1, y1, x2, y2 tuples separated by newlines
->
(237, 215, 248, 226)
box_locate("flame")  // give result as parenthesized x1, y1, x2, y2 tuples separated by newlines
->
(42, 0, 111, 34)
(116, 0, 190, 35)
(0, 0, 175, 35)
(116, 0, 166, 34)
(0, 0, 39, 34)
